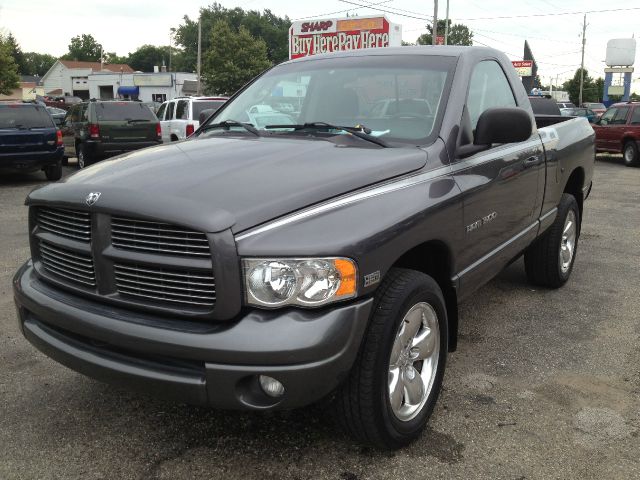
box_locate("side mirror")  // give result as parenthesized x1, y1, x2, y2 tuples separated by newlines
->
(474, 107, 532, 145)
(198, 108, 216, 125)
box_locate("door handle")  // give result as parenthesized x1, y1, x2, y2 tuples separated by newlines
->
(523, 156, 542, 168)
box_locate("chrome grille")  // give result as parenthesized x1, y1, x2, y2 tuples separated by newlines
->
(39, 240, 96, 287)
(37, 207, 91, 242)
(114, 263, 216, 307)
(111, 217, 210, 257)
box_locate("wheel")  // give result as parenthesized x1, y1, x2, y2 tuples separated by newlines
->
(44, 160, 62, 181)
(525, 193, 580, 288)
(77, 144, 92, 169)
(336, 268, 448, 449)
(623, 141, 639, 167)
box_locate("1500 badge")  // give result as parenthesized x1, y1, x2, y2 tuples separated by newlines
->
(466, 211, 497, 233)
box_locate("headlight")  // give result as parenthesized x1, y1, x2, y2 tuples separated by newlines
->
(243, 257, 357, 308)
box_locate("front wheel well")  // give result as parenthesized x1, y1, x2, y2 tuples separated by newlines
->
(563, 167, 585, 221)
(391, 241, 458, 352)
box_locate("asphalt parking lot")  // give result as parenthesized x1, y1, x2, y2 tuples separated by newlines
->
(1, 157, 638, 480)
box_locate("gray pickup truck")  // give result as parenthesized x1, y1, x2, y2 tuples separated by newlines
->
(13, 46, 595, 449)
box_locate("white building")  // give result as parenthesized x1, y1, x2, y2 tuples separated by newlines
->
(41, 60, 135, 99)
(88, 72, 198, 104)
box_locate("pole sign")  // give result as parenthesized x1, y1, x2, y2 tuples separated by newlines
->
(512, 60, 533, 77)
(289, 15, 402, 59)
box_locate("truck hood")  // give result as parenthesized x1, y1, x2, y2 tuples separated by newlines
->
(27, 136, 428, 233)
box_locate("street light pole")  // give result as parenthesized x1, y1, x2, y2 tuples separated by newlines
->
(444, 0, 450, 45)
(197, 18, 202, 96)
(432, 0, 439, 46)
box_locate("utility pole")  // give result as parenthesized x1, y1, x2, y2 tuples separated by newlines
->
(432, 0, 439, 46)
(579, 14, 587, 105)
(168, 30, 172, 72)
(444, 0, 450, 45)
(197, 18, 202, 96)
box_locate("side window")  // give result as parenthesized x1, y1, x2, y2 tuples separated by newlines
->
(156, 103, 167, 121)
(612, 106, 630, 125)
(166, 101, 175, 120)
(599, 108, 616, 125)
(630, 107, 640, 125)
(176, 100, 189, 120)
(466, 60, 517, 131)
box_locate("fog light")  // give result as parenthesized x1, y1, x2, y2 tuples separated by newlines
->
(259, 375, 285, 398)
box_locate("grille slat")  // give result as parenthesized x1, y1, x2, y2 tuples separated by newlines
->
(116, 277, 216, 294)
(115, 263, 216, 308)
(39, 240, 96, 287)
(37, 207, 91, 242)
(115, 268, 215, 287)
(111, 217, 210, 257)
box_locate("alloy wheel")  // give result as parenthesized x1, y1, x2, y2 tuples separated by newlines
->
(388, 302, 440, 422)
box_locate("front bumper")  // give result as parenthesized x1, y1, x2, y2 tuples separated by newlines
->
(14, 261, 372, 409)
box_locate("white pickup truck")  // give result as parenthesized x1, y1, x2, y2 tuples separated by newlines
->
(157, 96, 228, 142)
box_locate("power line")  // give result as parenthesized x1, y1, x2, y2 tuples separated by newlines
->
(292, 0, 393, 21)
(337, 0, 432, 22)
(458, 6, 640, 21)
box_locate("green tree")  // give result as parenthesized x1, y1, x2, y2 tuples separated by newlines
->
(62, 34, 103, 61)
(561, 68, 600, 105)
(202, 20, 271, 96)
(126, 44, 171, 72)
(175, 3, 290, 72)
(0, 36, 20, 94)
(5, 33, 26, 74)
(21, 52, 57, 76)
(103, 52, 128, 65)
(417, 20, 473, 46)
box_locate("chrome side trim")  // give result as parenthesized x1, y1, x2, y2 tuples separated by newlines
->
(455, 221, 538, 279)
(235, 166, 451, 241)
(539, 207, 558, 223)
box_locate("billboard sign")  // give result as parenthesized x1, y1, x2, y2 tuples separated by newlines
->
(289, 15, 402, 59)
(605, 38, 636, 66)
(512, 60, 533, 77)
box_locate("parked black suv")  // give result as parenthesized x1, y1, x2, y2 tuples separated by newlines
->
(61, 100, 161, 168)
(0, 103, 63, 180)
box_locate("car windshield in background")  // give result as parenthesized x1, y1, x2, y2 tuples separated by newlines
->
(206, 55, 455, 145)
(0, 105, 54, 129)
(193, 101, 226, 120)
(585, 103, 605, 109)
(95, 102, 157, 121)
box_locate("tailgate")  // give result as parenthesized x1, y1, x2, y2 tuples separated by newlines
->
(100, 121, 158, 142)
(0, 129, 59, 154)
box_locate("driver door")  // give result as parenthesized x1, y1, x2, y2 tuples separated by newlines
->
(452, 60, 544, 298)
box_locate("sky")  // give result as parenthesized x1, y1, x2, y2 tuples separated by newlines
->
(1, 0, 638, 92)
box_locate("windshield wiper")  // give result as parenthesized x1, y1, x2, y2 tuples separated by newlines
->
(200, 120, 260, 137)
(126, 119, 150, 123)
(263, 122, 388, 147)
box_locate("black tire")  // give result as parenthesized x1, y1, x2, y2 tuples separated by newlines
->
(622, 141, 639, 167)
(44, 160, 63, 181)
(77, 144, 92, 169)
(336, 268, 448, 449)
(525, 193, 580, 288)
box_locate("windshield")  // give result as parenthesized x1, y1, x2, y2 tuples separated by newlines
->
(0, 105, 54, 129)
(204, 55, 455, 145)
(95, 102, 157, 121)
